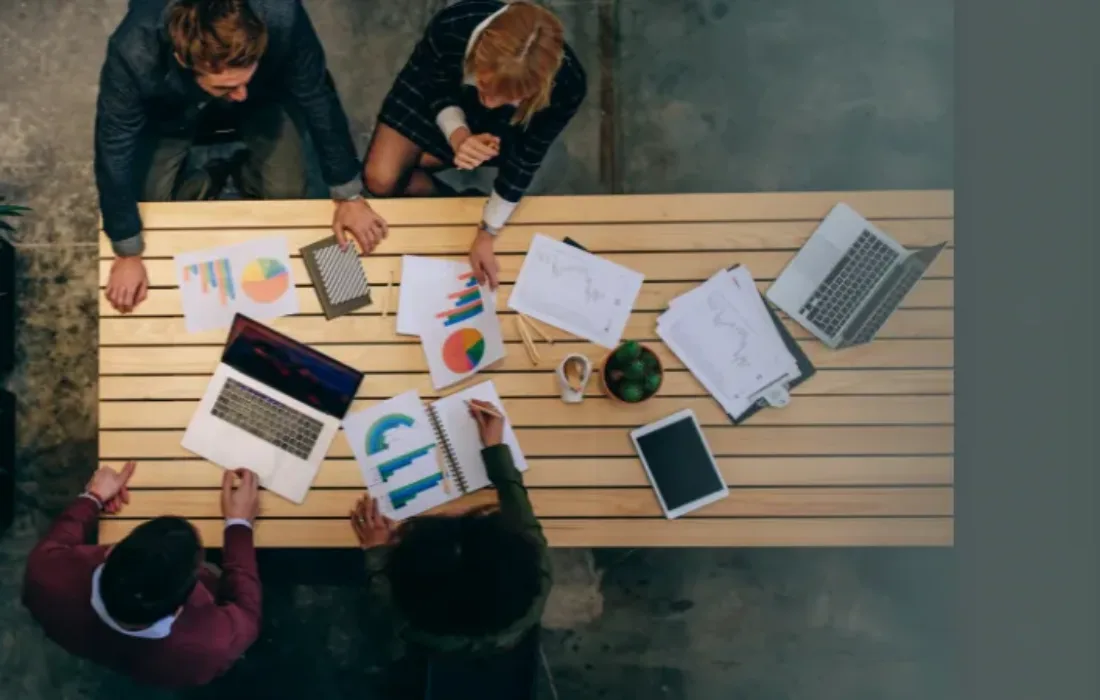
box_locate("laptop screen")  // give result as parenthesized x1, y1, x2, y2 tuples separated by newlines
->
(221, 315, 362, 418)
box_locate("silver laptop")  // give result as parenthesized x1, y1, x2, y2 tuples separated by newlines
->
(766, 203, 947, 349)
(182, 314, 363, 504)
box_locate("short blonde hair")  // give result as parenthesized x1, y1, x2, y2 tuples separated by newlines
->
(168, 0, 268, 74)
(465, 2, 565, 126)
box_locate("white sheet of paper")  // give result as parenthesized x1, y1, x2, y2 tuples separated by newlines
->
(420, 306, 507, 390)
(508, 234, 644, 348)
(342, 390, 453, 520)
(430, 380, 528, 492)
(657, 282, 793, 416)
(396, 256, 497, 336)
(174, 237, 299, 333)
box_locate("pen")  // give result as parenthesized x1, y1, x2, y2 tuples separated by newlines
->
(466, 400, 504, 420)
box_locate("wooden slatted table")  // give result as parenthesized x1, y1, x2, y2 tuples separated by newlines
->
(98, 191, 954, 548)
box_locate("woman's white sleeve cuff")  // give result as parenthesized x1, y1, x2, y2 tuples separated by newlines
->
(436, 107, 470, 141)
(482, 191, 519, 232)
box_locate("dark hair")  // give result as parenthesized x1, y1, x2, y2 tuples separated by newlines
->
(386, 508, 543, 637)
(100, 517, 203, 627)
(168, 0, 269, 73)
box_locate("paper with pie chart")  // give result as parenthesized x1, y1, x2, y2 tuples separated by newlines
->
(342, 390, 452, 520)
(417, 268, 506, 390)
(174, 236, 299, 332)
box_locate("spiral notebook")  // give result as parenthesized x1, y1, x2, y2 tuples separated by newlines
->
(342, 381, 528, 520)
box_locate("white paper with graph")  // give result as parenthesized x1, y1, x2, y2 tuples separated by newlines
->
(507, 234, 645, 348)
(174, 236, 299, 333)
(657, 266, 799, 417)
(342, 382, 527, 520)
(396, 255, 506, 390)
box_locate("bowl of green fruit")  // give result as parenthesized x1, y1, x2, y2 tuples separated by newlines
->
(601, 340, 663, 404)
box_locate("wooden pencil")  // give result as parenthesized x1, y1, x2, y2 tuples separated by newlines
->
(466, 400, 504, 420)
(382, 271, 394, 318)
(520, 313, 554, 345)
(515, 316, 540, 365)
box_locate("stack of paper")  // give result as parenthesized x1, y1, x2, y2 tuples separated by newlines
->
(656, 266, 802, 419)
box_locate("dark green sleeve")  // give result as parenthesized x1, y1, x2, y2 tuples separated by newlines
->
(364, 546, 393, 602)
(483, 444, 552, 621)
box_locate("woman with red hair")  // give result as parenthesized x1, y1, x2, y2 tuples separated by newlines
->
(364, 1, 587, 289)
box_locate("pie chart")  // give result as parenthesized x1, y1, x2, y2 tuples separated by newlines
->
(242, 258, 290, 303)
(442, 328, 486, 373)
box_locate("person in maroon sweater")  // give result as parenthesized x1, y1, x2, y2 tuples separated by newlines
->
(22, 462, 263, 688)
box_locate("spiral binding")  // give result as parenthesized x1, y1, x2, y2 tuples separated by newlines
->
(427, 404, 468, 493)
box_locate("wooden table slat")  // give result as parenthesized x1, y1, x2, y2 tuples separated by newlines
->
(105, 486, 953, 519)
(99, 278, 955, 317)
(99, 249, 954, 287)
(106, 219, 955, 258)
(100, 516, 955, 548)
(99, 309, 954, 347)
(99, 426, 954, 459)
(119, 191, 954, 231)
(100, 395, 953, 429)
(101, 369, 954, 400)
(123, 456, 955, 489)
(100, 339, 954, 376)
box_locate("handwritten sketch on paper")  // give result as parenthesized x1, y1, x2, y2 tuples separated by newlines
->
(175, 237, 299, 333)
(508, 234, 644, 348)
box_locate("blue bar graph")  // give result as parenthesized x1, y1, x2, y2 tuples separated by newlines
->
(389, 472, 445, 510)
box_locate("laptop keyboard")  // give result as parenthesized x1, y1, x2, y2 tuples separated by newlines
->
(211, 378, 324, 460)
(848, 262, 925, 345)
(799, 230, 901, 338)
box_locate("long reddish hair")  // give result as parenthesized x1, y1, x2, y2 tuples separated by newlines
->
(465, 2, 565, 126)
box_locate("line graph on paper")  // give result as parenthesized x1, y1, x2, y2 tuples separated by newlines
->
(706, 292, 752, 369)
(509, 235, 645, 348)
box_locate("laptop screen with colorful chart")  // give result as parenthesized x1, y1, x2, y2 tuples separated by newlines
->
(175, 237, 299, 333)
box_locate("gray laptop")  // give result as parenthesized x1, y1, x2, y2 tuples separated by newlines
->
(766, 203, 946, 349)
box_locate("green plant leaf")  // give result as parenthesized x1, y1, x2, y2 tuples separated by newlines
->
(623, 359, 646, 381)
(619, 383, 644, 403)
(613, 340, 642, 364)
(644, 373, 662, 393)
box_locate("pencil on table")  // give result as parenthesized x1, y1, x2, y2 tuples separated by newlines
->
(515, 315, 540, 365)
(382, 271, 394, 318)
(520, 314, 554, 345)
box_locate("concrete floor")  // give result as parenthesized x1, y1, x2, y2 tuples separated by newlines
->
(0, 1, 954, 698)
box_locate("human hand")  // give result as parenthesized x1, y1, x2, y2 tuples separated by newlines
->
(350, 494, 395, 550)
(86, 461, 137, 515)
(221, 469, 261, 524)
(469, 399, 504, 448)
(105, 256, 149, 314)
(332, 199, 389, 255)
(450, 128, 500, 170)
(469, 228, 500, 290)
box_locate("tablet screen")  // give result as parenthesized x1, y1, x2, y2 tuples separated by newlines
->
(635, 416, 725, 511)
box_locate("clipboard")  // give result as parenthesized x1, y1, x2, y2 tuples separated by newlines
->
(726, 263, 816, 424)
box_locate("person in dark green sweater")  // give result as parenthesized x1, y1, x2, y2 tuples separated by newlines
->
(350, 399, 551, 660)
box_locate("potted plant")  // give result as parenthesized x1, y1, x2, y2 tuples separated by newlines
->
(0, 197, 30, 244)
(601, 340, 663, 404)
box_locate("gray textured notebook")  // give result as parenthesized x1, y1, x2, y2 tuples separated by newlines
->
(300, 236, 372, 319)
